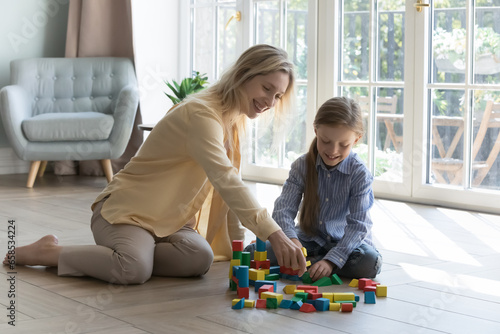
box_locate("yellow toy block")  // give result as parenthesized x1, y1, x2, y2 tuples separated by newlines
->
(349, 279, 359, 288)
(376, 285, 387, 297)
(329, 302, 341, 311)
(333, 293, 355, 302)
(244, 299, 256, 308)
(229, 259, 241, 278)
(301, 247, 308, 257)
(283, 285, 297, 294)
(322, 292, 334, 302)
(249, 268, 266, 281)
(264, 269, 270, 275)
(232, 299, 242, 306)
(306, 260, 312, 267)
(261, 292, 283, 304)
(293, 289, 305, 294)
(254, 251, 267, 261)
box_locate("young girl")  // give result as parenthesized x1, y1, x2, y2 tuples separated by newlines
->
(245, 97, 382, 281)
(5, 44, 307, 284)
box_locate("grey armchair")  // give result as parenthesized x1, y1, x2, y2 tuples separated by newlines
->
(0, 57, 139, 187)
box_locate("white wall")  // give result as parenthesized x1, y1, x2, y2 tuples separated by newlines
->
(0, 0, 69, 173)
(131, 0, 181, 125)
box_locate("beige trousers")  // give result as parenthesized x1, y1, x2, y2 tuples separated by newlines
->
(58, 198, 214, 284)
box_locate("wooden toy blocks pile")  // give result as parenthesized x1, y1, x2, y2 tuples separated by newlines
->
(230, 238, 387, 313)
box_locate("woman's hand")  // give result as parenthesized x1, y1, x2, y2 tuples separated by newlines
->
(267, 230, 307, 276)
(308, 259, 337, 281)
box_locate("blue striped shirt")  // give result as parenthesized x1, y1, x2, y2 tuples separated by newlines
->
(272, 151, 374, 269)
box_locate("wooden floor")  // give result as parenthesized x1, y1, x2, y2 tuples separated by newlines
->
(0, 173, 500, 334)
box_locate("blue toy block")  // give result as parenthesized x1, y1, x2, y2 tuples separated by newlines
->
(232, 298, 245, 309)
(290, 300, 303, 310)
(254, 280, 277, 292)
(354, 293, 360, 302)
(270, 266, 281, 275)
(256, 238, 267, 252)
(364, 291, 376, 304)
(279, 299, 293, 309)
(235, 265, 249, 288)
(315, 298, 330, 311)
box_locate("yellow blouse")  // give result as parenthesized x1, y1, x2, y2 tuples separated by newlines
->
(92, 100, 281, 261)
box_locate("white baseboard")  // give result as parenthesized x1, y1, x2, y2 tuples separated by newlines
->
(0, 147, 29, 174)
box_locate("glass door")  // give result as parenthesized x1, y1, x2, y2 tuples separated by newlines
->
(412, 0, 500, 211)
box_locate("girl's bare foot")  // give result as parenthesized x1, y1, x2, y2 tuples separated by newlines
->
(3, 235, 61, 267)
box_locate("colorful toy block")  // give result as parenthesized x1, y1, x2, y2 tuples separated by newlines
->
(249, 268, 266, 281)
(364, 291, 376, 304)
(329, 302, 341, 311)
(270, 266, 281, 275)
(376, 285, 387, 297)
(233, 251, 242, 260)
(322, 292, 334, 302)
(301, 271, 313, 284)
(229, 259, 241, 279)
(340, 303, 353, 312)
(333, 293, 355, 302)
(364, 285, 377, 293)
(237, 286, 250, 299)
(265, 273, 280, 280)
(258, 284, 274, 299)
(254, 280, 278, 292)
(244, 299, 255, 308)
(279, 299, 293, 309)
(315, 298, 330, 311)
(235, 266, 249, 288)
(290, 300, 303, 310)
(232, 298, 245, 309)
(256, 238, 266, 252)
(256, 299, 267, 309)
(301, 247, 308, 257)
(266, 298, 279, 309)
(337, 300, 357, 307)
(283, 285, 297, 294)
(299, 303, 316, 313)
(294, 292, 308, 302)
(297, 285, 318, 293)
(241, 252, 251, 266)
(254, 251, 268, 261)
(312, 276, 333, 287)
(348, 278, 359, 287)
(232, 240, 244, 252)
(309, 293, 323, 300)
(358, 278, 372, 290)
(331, 273, 343, 285)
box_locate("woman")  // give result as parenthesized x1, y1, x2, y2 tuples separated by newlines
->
(6, 44, 307, 284)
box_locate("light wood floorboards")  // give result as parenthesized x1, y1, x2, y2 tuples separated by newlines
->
(0, 174, 499, 333)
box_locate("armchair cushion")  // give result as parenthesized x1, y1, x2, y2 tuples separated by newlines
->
(22, 112, 114, 142)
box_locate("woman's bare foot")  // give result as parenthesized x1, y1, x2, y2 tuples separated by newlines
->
(3, 235, 61, 267)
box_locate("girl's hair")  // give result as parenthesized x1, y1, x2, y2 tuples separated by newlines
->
(299, 97, 364, 236)
(184, 44, 295, 146)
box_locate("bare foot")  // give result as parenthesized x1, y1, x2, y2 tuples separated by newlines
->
(3, 235, 61, 267)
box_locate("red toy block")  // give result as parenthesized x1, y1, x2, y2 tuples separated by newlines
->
(250, 260, 257, 269)
(258, 284, 274, 299)
(358, 278, 372, 290)
(297, 285, 318, 293)
(256, 299, 267, 309)
(310, 293, 323, 300)
(237, 287, 249, 299)
(341, 303, 353, 312)
(232, 240, 244, 252)
(364, 286, 377, 293)
(299, 303, 316, 313)
(255, 260, 271, 269)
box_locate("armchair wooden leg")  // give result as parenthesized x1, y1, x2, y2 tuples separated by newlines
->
(38, 161, 48, 177)
(27, 161, 41, 188)
(100, 159, 114, 183)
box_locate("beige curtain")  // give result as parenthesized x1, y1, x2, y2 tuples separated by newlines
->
(55, 0, 143, 176)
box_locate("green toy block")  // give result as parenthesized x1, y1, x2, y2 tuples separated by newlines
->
(336, 300, 357, 307)
(265, 273, 280, 280)
(241, 252, 251, 267)
(301, 271, 313, 284)
(233, 251, 242, 260)
(312, 276, 333, 287)
(230, 279, 237, 291)
(331, 273, 343, 285)
(295, 292, 308, 302)
(266, 297, 279, 309)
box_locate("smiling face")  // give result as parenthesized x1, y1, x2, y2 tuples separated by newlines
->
(315, 124, 362, 168)
(241, 71, 289, 119)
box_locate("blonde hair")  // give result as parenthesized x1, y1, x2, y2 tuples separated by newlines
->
(299, 97, 364, 236)
(184, 44, 295, 146)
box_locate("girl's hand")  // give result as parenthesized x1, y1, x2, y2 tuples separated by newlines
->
(268, 230, 307, 276)
(308, 259, 337, 281)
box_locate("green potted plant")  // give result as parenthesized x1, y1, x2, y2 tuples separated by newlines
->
(433, 26, 500, 74)
(164, 71, 209, 105)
